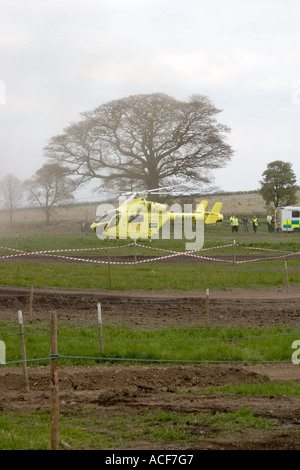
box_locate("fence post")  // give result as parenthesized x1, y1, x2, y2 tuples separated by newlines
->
(285, 260, 289, 292)
(134, 239, 137, 264)
(233, 239, 236, 264)
(50, 312, 59, 451)
(18, 310, 29, 392)
(29, 285, 34, 323)
(108, 256, 112, 289)
(205, 288, 210, 326)
(97, 303, 104, 354)
(0, 340, 5, 365)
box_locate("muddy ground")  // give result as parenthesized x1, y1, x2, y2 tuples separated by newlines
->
(1, 284, 300, 450)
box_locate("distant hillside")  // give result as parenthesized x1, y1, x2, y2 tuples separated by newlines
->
(1, 190, 300, 232)
(196, 191, 267, 218)
(208, 189, 300, 218)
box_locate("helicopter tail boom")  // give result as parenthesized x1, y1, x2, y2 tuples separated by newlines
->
(195, 200, 208, 212)
(204, 202, 223, 224)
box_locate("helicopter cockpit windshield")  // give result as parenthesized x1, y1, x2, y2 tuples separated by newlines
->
(108, 211, 122, 228)
(94, 210, 119, 224)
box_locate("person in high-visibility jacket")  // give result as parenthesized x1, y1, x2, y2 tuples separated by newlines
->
(230, 215, 239, 233)
(233, 216, 239, 232)
(251, 216, 258, 233)
(229, 215, 235, 233)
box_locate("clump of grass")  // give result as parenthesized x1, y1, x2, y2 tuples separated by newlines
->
(197, 381, 300, 397)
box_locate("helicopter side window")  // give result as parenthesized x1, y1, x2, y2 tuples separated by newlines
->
(95, 210, 117, 223)
(108, 213, 121, 228)
(128, 214, 144, 223)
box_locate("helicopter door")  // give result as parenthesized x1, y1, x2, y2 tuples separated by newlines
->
(107, 213, 121, 228)
(106, 212, 122, 238)
(128, 213, 148, 238)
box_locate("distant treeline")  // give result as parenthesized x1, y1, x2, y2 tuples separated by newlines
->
(205, 189, 260, 196)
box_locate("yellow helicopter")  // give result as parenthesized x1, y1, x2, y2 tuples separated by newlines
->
(90, 187, 223, 241)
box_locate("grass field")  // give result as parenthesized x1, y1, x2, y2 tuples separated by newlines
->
(1, 257, 300, 291)
(0, 407, 280, 450)
(1, 197, 300, 451)
(2, 321, 300, 366)
(1, 317, 299, 450)
(0, 219, 300, 291)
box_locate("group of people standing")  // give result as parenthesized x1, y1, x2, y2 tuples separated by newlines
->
(229, 214, 258, 233)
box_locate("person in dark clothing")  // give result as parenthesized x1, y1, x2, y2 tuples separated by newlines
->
(242, 215, 249, 232)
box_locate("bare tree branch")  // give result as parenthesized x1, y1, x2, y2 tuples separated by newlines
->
(0, 173, 23, 225)
(24, 164, 76, 224)
(44, 93, 233, 194)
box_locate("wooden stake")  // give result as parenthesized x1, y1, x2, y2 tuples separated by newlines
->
(285, 261, 289, 292)
(50, 312, 59, 451)
(0, 340, 5, 365)
(97, 303, 104, 354)
(108, 256, 112, 289)
(233, 239, 236, 264)
(18, 310, 29, 392)
(205, 288, 210, 327)
(29, 285, 34, 323)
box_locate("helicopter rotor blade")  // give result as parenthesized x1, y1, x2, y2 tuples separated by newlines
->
(119, 185, 180, 199)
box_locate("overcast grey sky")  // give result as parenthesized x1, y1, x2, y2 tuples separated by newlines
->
(0, 0, 299, 199)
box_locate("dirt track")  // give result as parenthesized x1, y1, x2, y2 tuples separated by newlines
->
(1, 284, 300, 450)
(1, 283, 300, 327)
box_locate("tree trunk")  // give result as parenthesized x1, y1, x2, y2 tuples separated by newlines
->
(46, 207, 51, 225)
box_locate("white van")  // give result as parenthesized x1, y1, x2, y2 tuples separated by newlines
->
(275, 206, 300, 232)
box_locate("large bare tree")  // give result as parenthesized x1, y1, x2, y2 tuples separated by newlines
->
(24, 164, 76, 224)
(0, 173, 23, 225)
(44, 93, 233, 194)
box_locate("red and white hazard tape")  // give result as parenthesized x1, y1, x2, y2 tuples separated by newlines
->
(245, 246, 292, 253)
(0, 242, 236, 264)
(0, 243, 134, 257)
(135, 242, 235, 254)
(0, 243, 299, 265)
(232, 252, 300, 264)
